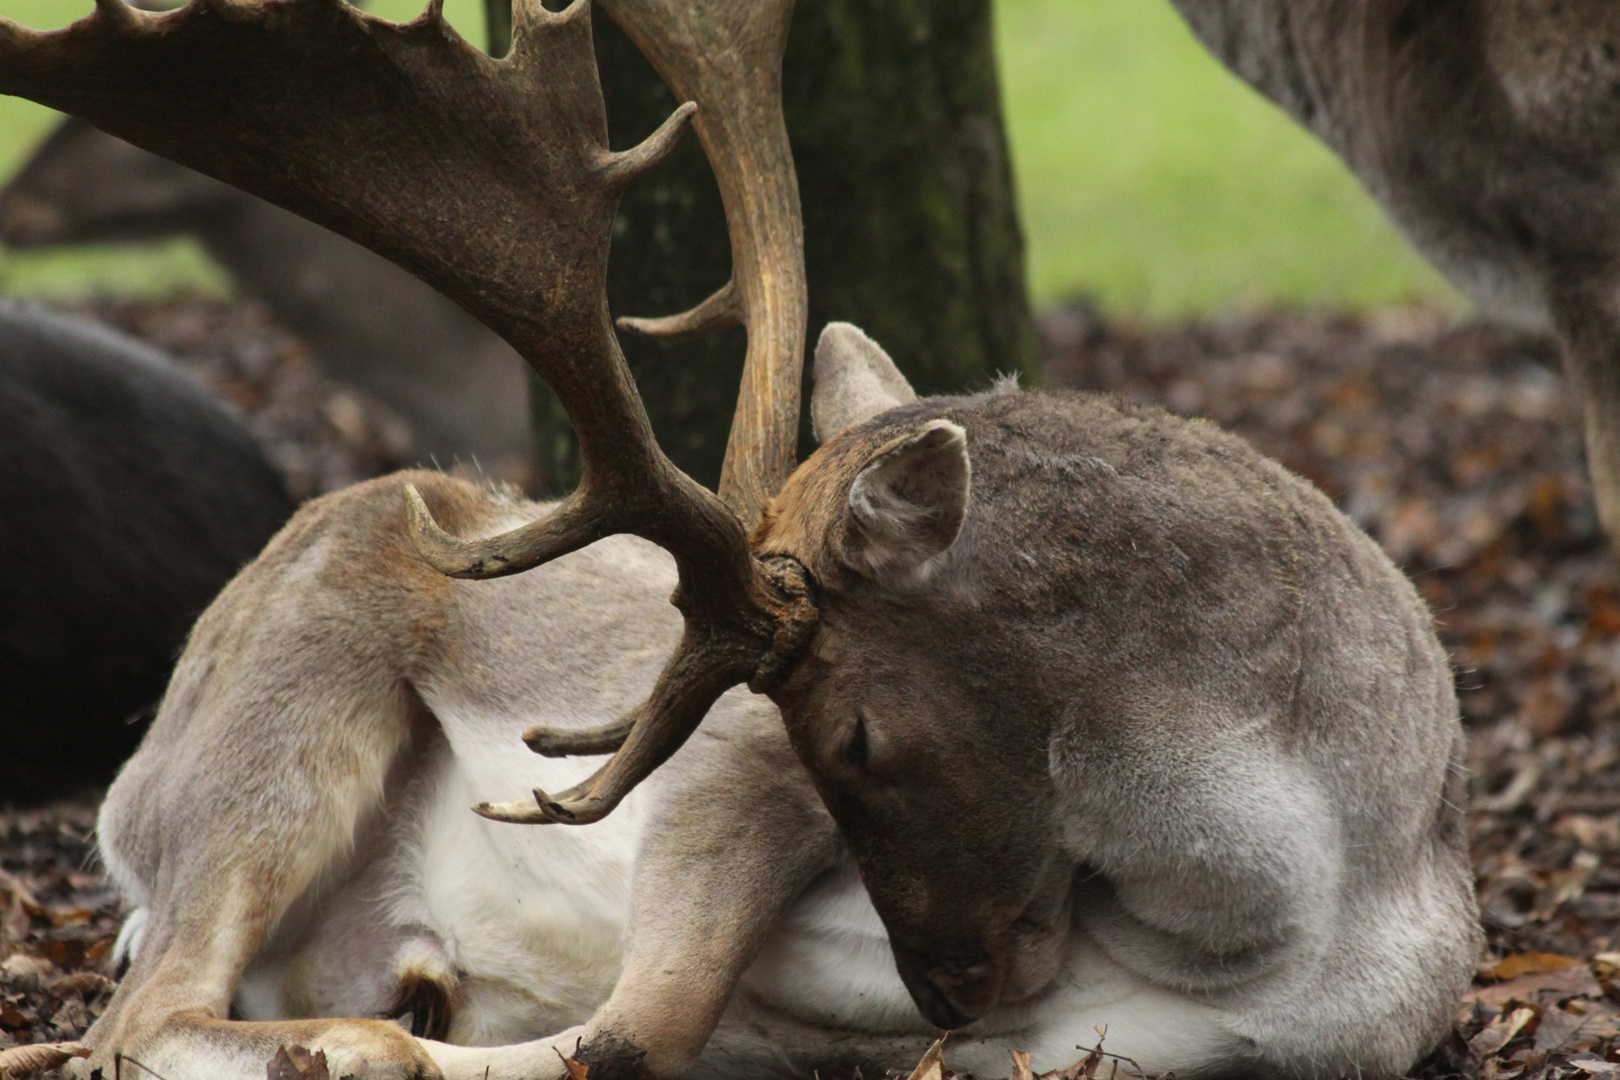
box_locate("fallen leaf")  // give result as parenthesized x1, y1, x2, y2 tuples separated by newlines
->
(1470, 1007, 1538, 1057)
(0, 1041, 89, 1079)
(43, 908, 95, 930)
(1485, 953, 1586, 981)
(46, 972, 115, 999)
(905, 1037, 948, 1080)
(0, 873, 44, 923)
(1479, 1058, 1524, 1080)
(554, 1052, 589, 1080)
(84, 937, 113, 969)
(1008, 1050, 1035, 1080)
(1567, 1054, 1620, 1076)
(1469, 965, 1603, 1007)
(0, 956, 53, 982)
(1040, 1042, 1106, 1080)
(1530, 852, 1602, 922)
(1534, 1006, 1588, 1052)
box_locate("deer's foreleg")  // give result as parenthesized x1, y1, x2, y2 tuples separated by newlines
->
(426, 701, 840, 1080)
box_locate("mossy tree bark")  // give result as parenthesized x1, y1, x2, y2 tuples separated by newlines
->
(529, 0, 1036, 493)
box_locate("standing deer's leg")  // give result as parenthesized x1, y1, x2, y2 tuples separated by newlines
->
(426, 699, 842, 1080)
(1548, 271, 1620, 543)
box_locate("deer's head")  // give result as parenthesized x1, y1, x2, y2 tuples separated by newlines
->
(748, 324, 1072, 1028)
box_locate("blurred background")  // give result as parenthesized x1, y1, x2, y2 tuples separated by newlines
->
(0, 0, 1463, 319)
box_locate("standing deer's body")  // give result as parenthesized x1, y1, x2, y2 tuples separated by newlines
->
(88, 330, 1476, 1080)
(0, 3, 1477, 1078)
(1169, 0, 1620, 535)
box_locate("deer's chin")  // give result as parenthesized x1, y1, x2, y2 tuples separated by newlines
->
(897, 970, 988, 1030)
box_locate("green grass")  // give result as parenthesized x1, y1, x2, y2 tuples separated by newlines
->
(0, 0, 1467, 318)
(994, 0, 1464, 316)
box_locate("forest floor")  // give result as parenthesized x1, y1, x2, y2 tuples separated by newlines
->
(4, 297, 1620, 1079)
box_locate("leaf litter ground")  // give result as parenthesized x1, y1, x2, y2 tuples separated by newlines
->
(7, 297, 1620, 1078)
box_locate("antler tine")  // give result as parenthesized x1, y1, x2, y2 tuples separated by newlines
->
(475, 629, 741, 825)
(616, 279, 743, 343)
(600, 0, 808, 525)
(477, 549, 816, 823)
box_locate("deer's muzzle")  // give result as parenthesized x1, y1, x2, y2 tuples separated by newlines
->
(891, 945, 1004, 1031)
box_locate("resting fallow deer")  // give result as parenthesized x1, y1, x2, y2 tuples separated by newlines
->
(1168, 1, 1620, 544)
(0, 1, 1478, 1077)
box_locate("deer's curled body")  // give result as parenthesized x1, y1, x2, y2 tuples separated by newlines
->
(88, 341, 1478, 1080)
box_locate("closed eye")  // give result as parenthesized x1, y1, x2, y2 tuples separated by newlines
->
(844, 713, 869, 770)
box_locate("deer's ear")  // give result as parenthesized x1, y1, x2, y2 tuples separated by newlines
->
(812, 322, 917, 442)
(846, 419, 970, 577)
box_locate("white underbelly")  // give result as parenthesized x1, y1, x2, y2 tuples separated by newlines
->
(412, 708, 647, 1045)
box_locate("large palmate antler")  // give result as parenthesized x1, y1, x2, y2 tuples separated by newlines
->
(0, 0, 812, 825)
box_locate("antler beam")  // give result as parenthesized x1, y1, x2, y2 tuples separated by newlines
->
(599, 0, 807, 522)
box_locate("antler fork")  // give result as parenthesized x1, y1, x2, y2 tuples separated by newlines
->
(0, 0, 813, 825)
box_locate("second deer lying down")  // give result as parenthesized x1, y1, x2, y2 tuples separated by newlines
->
(83, 325, 1479, 1080)
(0, 1, 1476, 1077)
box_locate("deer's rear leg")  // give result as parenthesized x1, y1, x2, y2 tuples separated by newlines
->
(79, 477, 473, 1078)
(87, 673, 447, 1074)
(74, 876, 446, 1080)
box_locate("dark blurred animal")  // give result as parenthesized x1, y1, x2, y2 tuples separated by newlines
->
(1170, 0, 1620, 543)
(0, 300, 294, 802)
(0, 118, 539, 489)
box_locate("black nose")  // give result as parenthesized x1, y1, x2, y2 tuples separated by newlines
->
(893, 947, 996, 1030)
(905, 972, 980, 1030)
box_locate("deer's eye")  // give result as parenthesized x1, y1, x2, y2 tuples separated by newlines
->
(843, 714, 870, 770)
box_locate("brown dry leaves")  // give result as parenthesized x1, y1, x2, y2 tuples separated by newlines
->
(74, 297, 415, 501)
(0, 1041, 88, 1079)
(267, 1045, 330, 1080)
(903, 1034, 1126, 1080)
(0, 805, 120, 1057)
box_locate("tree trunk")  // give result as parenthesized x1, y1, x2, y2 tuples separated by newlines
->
(530, 0, 1036, 493)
